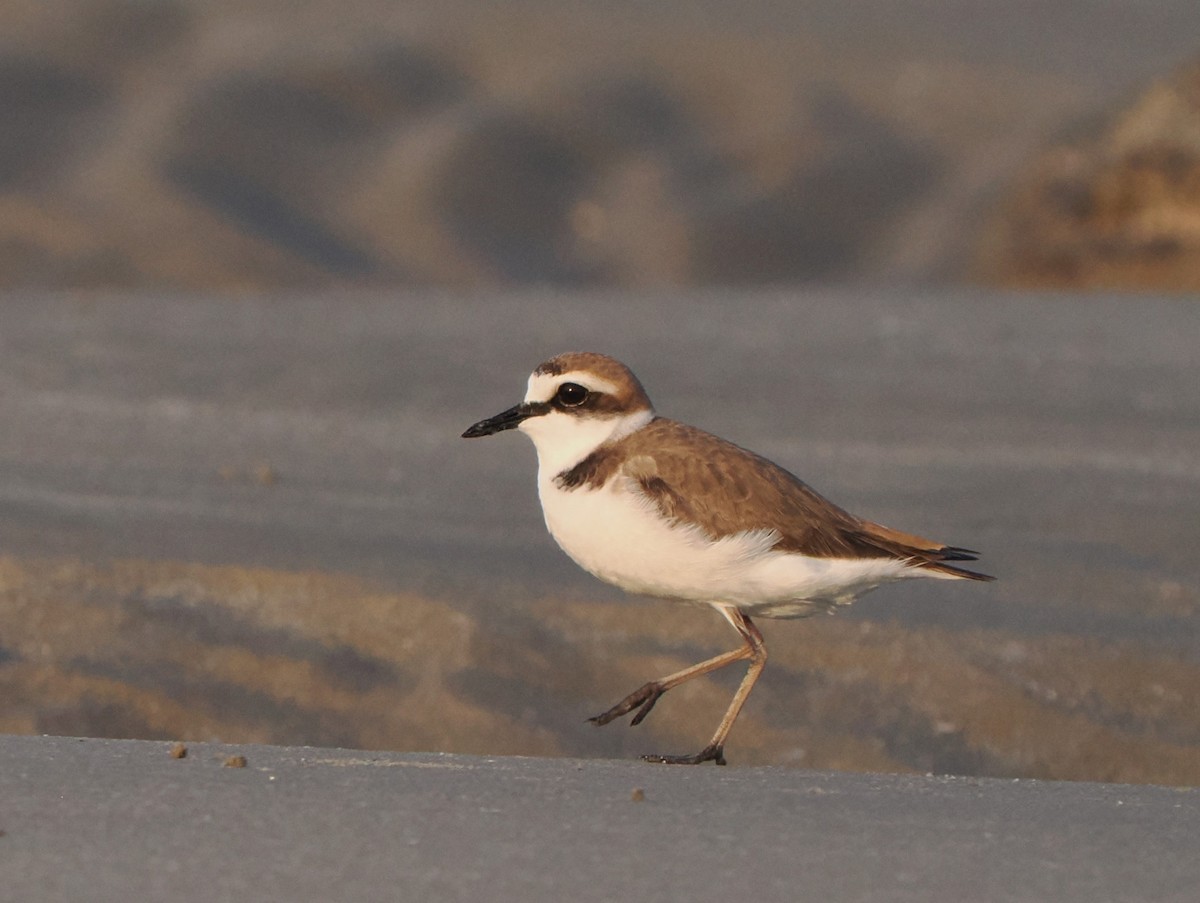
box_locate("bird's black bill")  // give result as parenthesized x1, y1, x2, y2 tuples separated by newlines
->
(461, 402, 549, 438)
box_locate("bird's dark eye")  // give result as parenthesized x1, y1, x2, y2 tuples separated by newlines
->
(555, 382, 589, 407)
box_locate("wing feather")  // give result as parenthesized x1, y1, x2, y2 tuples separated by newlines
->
(612, 419, 992, 580)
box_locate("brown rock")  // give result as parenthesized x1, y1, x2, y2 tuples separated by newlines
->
(978, 59, 1200, 291)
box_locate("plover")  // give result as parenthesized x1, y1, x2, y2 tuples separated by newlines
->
(463, 352, 992, 765)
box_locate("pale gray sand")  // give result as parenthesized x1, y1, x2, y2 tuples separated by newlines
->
(1, 290, 1196, 645)
(1, 734, 1197, 903)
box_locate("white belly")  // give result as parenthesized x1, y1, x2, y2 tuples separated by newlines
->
(536, 474, 916, 617)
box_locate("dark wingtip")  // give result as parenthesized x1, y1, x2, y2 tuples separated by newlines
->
(933, 546, 994, 580)
(939, 545, 982, 562)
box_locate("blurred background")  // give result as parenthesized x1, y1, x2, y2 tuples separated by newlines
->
(6, 0, 1200, 292)
(2, 0, 1199, 782)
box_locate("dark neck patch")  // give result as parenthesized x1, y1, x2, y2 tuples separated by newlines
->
(554, 446, 621, 490)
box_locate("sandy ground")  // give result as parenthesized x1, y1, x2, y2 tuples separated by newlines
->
(0, 289, 1198, 781)
(1, 735, 1198, 903)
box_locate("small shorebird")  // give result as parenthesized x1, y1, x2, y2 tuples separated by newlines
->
(463, 352, 992, 765)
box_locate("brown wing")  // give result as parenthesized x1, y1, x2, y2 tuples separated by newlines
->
(605, 419, 991, 579)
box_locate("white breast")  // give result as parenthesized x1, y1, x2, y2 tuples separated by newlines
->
(535, 472, 916, 617)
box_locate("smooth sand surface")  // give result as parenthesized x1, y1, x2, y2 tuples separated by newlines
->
(1, 734, 1197, 903)
(1, 290, 1198, 781)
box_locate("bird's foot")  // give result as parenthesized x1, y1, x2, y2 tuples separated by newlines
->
(588, 682, 665, 727)
(641, 744, 726, 766)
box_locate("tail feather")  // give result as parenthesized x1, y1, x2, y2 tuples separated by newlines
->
(919, 557, 995, 581)
(859, 521, 994, 581)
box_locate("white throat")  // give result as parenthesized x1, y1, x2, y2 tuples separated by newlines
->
(519, 408, 654, 477)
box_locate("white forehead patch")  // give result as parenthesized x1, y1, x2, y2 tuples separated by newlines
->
(524, 370, 620, 403)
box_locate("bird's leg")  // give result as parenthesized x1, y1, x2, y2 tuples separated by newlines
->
(640, 742, 727, 766)
(641, 609, 767, 766)
(588, 641, 755, 728)
(589, 607, 768, 765)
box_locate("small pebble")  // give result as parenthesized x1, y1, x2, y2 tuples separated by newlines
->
(630, 788, 645, 802)
(223, 755, 248, 768)
(169, 742, 188, 759)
